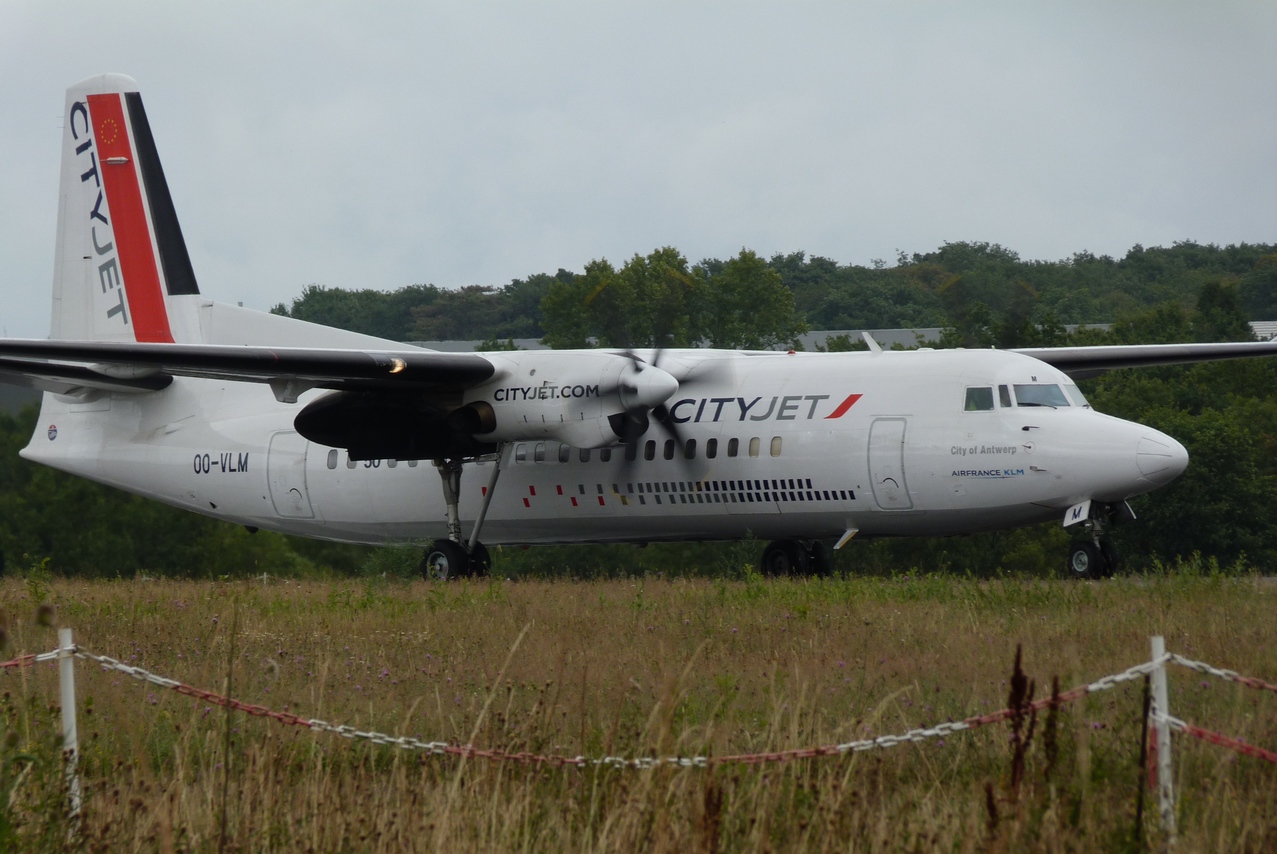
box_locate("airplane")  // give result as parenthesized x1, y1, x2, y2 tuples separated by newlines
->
(3, 74, 1276, 581)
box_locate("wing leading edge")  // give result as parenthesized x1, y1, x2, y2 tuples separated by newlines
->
(1013, 340, 1277, 379)
(3, 337, 1276, 399)
(0, 339, 495, 399)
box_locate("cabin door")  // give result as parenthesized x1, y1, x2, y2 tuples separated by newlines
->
(868, 418, 913, 510)
(267, 431, 315, 518)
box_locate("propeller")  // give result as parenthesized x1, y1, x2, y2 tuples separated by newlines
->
(606, 349, 678, 457)
(605, 347, 735, 486)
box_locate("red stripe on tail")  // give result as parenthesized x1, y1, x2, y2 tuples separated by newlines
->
(86, 93, 173, 343)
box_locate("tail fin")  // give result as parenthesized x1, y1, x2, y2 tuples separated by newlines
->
(52, 74, 200, 343)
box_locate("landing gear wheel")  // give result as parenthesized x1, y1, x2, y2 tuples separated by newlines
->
(1099, 541, 1119, 578)
(1067, 541, 1101, 579)
(808, 541, 833, 577)
(469, 542, 492, 577)
(761, 540, 810, 577)
(422, 540, 469, 581)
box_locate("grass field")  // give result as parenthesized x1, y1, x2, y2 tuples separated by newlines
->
(0, 569, 1274, 851)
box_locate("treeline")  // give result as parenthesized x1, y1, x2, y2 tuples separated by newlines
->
(0, 241, 1274, 578)
(272, 240, 1277, 347)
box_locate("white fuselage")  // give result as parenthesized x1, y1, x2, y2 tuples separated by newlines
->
(20, 347, 1187, 546)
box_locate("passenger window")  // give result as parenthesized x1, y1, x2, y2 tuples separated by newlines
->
(600, 448, 612, 462)
(327, 449, 338, 470)
(727, 437, 739, 457)
(770, 437, 782, 457)
(706, 438, 718, 459)
(644, 440, 656, 461)
(964, 387, 995, 411)
(515, 444, 527, 463)
(624, 442, 638, 462)
(534, 442, 546, 463)
(387, 459, 397, 468)
(999, 385, 1012, 408)
(407, 459, 418, 468)
(684, 439, 697, 460)
(579, 447, 591, 463)
(558, 443, 570, 463)
(346, 453, 357, 470)
(664, 439, 676, 460)
(748, 437, 760, 457)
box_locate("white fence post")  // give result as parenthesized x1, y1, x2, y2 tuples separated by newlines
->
(1150, 635, 1176, 848)
(57, 628, 82, 821)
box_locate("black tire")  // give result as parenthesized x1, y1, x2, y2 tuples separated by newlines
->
(469, 542, 492, 577)
(422, 540, 469, 581)
(808, 540, 833, 577)
(1067, 541, 1101, 579)
(761, 540, 810, 577)
(1099, 541, 1119, 577)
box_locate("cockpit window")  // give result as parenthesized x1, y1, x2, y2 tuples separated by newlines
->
(1013, 384, 1070, 407)
(1063, 384, 1090, 408)
(964, 387, 995, 411)
(998, 384, 1012, 407)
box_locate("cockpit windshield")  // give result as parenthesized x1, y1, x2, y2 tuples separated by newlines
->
(1063, 384, 1090, 408)
(1013, 384, 1070, 408)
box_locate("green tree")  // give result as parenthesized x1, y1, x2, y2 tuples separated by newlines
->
(617, 247, 700, 347)
(540, 265, 598, 349)
(410, 285, 503, 340)
(1193, 279, 1254, 342)
(272, 284, 440, 341)
(1239, 254, 1277, 319)
(539, 247, 806, 351)
(1114, 407, 1277, 566)
(698, 249, 806, 349)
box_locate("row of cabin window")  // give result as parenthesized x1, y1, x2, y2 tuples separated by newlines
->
(325, 450, 420, 470)
(515, 436, 783, 465)
(324, 436, 787, 471)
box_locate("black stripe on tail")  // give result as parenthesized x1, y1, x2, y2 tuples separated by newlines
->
(124, 92, 200, 296)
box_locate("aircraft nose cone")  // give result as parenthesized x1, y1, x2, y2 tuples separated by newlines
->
(1137, 433, 1189, 485)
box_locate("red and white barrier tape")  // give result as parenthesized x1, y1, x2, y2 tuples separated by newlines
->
(3, 644, 1271, 770)
(1170, 653, 1277, 696)
(68, 648, 1164, 768)
(1165, 717, 1277, 765)
(0, 649, 65, 669)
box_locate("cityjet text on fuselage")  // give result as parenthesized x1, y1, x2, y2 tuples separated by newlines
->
(666, 392, 862, 424)
(492, 384, 601, 402)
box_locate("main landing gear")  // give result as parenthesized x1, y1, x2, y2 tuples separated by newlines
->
(420, 451, 503, 581)
(1066, 503, 1126, 580)
(760, 539, 833, 578)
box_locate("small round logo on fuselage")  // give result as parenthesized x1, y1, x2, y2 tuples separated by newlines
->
(47, 425, 57, 441)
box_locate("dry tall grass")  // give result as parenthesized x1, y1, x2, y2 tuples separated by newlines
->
(1, 571, 1274, 851)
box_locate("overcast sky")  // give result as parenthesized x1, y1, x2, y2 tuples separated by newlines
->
(1, 2, 1275, 338)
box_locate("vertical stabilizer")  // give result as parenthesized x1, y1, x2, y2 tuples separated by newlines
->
(52, 74, 201, 342)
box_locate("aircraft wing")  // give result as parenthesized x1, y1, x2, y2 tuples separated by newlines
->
(0, 339, 495, 398)
(1014, 340, 1277, 379)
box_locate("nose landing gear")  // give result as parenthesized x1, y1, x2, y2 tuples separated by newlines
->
(1067, 541, 1106, 578)
(1066, 503, 1126, 579)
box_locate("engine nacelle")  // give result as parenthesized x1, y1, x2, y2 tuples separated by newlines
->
(465, 350, 678, 448)
(294, 350, 680, 460)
